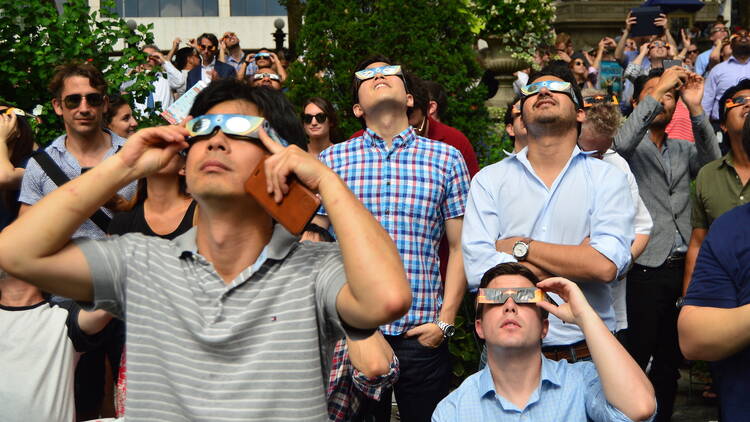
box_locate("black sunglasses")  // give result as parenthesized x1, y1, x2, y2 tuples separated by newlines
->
(63, 93, 105, 109)
(302, 113, 327, 124)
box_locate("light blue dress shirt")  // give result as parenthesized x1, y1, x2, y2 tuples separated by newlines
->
(701, 56, 750, 121)
(432, 356, 652, 422)
(695, 49, 712, 76)
(461, 146, 634, 345)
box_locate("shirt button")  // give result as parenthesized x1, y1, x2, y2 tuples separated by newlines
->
(386, 180, 391, 186)
(385, 209, 390, 215)
(741, 195, 745, 200)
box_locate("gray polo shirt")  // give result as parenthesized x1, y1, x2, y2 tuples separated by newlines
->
(19, 130, 136, 239)
(76, 224, 349, 421)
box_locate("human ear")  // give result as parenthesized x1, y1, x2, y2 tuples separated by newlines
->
(352, 103, 364, 118)
(51, 98, 63, 116)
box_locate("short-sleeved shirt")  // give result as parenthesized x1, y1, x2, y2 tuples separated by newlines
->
(432, 355, 651, 422)
(685, 203, 750, 421)
(18, 130, 136, 239)
(0, 298, 101, 422)
(692, 152, 750, 229)
(319, 127, 470, 335)
(75, 224, 351, 421)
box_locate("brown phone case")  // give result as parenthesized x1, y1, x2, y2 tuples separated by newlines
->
(244, 157, 321, 235)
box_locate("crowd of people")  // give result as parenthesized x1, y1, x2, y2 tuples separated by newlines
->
(0, 10, 749, 422)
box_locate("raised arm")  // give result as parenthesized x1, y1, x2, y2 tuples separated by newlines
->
(537, 277, 656, 421)
(0, 126, 190, 301)
(270, 52, 288, 82)
(166, 37, 180, 62)
(0, 113, 25, 190)
(258, 131, 410, 329)
(680, 73, 721, 173)
(614, 12, 636, 62)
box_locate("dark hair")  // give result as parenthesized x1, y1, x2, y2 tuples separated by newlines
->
(350, 54, 397, 104)
(423, 80, 448, 119)
(142, 44, 160, 52)
(197, 33, 219, 47)
(302, 97, 344, 143)
(0, 104, 35, 216)
(527, 67, 584, 109)
(103, 93, 131, 126)
(48, 62, 107, 99)
(173, 47, 197, 71)
(719, 79, 750, 123)
(476, 262, 548, 319)
(405, 72, 429, 118)
(189, 79, 307, 150)
(504, 96, 522, 141)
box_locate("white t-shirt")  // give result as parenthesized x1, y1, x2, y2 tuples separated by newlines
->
(0, 298, 99, 422)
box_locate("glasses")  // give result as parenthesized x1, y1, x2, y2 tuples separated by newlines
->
(725, 95, 750, 109)
(477, 288, 555, 306)
(2, 107, 28, 117)
(520, 80, 580, 107)
(583, 95, 619, 108)
(573, 60, 585, 66)
(712, 27, 729, 33)
(687, 49, 699, 54)
(650, 41, 669, 48)
(253, 73, 281, 81)
(184, 114, 288, 153)
(198, 44, 217, 51)
(223, 33, 236, 39)
(302, 113, 327, 124)
(254, 52, 271, 59)
(354, 65, 402, 81)
(62, 93, 105, 109)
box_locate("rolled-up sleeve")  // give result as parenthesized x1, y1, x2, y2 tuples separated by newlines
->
(589, 167, 635, 278)
(73, 236, 130, 319)
(462, 170, 516, 290)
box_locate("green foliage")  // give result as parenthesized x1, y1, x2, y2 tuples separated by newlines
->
(285, 0, 502, 166)
(472, 0, 556, 65)
(448, 293, 481, 384)
(0, 0, 155, 144)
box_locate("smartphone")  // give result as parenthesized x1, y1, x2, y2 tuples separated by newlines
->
(663, 59, 683, 69)
(630, 7, 664, 37)
(244, 156, 320, 235)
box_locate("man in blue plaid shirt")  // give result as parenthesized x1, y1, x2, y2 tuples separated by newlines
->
(317, 55, 471, 422)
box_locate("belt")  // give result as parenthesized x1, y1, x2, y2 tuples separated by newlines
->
(542, 340, 590, 362)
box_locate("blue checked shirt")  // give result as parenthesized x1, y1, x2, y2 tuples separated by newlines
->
(432, 355, 654, 422)
(319, 127, 470, 335)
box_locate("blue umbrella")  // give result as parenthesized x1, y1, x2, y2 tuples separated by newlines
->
(642, 0, 705, 13)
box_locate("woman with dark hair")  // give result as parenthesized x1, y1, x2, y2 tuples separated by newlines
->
(104, 94, 138, 139)
(302, 97, 343, 156)
(569, 53, 595, 90)
(0, 105, 35, 228)
(172, 46, 201, 98)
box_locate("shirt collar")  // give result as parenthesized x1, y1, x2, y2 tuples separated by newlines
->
(174, 223, 299, 262)
(363, 126, 417, 149)
(479, 355, 562, 408)
(50, 128, 126, 154)
(514, 144, 586, 167)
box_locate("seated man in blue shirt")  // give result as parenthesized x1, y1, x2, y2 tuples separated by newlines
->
(433, 263, 656, 422)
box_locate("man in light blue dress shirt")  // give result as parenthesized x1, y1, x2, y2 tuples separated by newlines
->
(702, 29, 750, 123)
(432, 263, 656, 422)
(462, 69, 635, 358)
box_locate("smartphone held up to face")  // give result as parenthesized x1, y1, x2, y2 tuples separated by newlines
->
(244, 156, 320, 235)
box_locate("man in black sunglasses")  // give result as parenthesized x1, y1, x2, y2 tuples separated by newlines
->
(186, 32, 236, 91)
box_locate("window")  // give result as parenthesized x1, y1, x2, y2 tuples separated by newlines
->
(231, 0, 286, 16)
(113, 0, 219, 17)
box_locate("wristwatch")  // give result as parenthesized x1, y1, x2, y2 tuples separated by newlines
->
(675, 297, 685, 309)
(512, 238, 532, 261)
(434, 320, 456, 338)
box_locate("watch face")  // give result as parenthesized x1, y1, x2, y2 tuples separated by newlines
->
(445, 325, 456, 337)
(513, 242, 528, 257)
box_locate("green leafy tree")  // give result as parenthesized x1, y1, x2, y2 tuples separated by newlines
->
(285, 0, 503, 167)
(0, 0, 156, 144)
(286, 0, 506, 381)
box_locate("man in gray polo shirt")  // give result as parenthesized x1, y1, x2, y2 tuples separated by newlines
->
(0, 80, 412, 421)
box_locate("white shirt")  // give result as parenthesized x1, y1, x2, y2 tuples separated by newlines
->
(121, 61, 184, 114)
(201, 58, 216, 84)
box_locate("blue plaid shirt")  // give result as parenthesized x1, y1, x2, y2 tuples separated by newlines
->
(319, 127, 470, 335)
(432, 355, 654, 421)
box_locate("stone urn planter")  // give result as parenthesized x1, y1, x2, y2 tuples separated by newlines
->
(479, 36, 530, 108)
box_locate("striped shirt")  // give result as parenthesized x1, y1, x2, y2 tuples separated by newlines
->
(75, 224, 349, 421)
(319, 127, 470, 335)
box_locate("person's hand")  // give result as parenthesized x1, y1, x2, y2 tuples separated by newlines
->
(495, 236, 525, 255)
(557, 50, 571, 63)
(625, 11, 636, 32)
(639, 41, 651, 56)
(535, 277, 596, 325)
(654, 13, 669, 30)
(680, 72, 705, 111)
(404, 323, 444, 348)
(149, 51, 166, 65)
(209, 69, 219, 80)
(654, 65, 688, 97)
(257, 126, 337, 202)
(219, 40, 227, 52)
(188, 38, 197, 49)
(0, 112, 18, 143)
(681, 28, 691, 47)
(117, 125, 190, 180)
(269, 52, 279, 64)
(172, 37, 181, 48)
